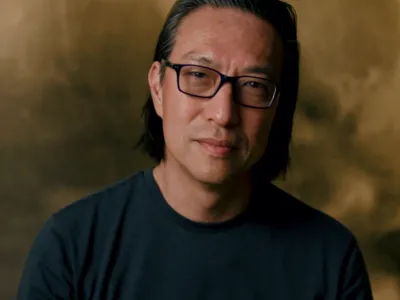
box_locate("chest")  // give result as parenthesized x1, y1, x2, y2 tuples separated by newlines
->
(74, 228, 335, 300)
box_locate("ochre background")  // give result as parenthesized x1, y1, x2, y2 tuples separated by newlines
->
(1, 0, 399, 298)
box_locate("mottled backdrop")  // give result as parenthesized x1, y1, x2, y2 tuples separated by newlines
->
(1, 0, 399, 299)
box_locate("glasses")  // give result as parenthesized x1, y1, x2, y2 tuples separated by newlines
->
(162, 59, 279, 109)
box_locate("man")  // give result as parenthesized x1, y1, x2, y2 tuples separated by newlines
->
(17, 0, 374, 299)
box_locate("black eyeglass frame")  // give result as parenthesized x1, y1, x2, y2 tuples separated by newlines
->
(161, 59, 280, 109)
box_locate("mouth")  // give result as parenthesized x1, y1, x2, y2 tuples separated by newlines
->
(196, 138, 238, 157)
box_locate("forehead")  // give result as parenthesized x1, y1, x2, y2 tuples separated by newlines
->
(170, 6, 282, 67)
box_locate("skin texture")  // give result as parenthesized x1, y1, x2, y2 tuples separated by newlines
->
(148, 5, 283, 223)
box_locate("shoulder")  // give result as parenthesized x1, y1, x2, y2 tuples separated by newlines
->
(49, 169, 151, 236)
(22, 169, 153, 268)
(252, 184, 373, 296)
(25, 169, 154, 271)
(255, 183, 356, 248)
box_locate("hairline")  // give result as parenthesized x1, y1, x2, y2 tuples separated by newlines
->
(160, 4, 284, 81)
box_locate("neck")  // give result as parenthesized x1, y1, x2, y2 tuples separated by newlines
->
(153, 160, 252, 224)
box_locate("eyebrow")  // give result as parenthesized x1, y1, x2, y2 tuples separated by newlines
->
(181, 51, 275, 77)
(182, 51, 214, 65)
(242, 65, 275, 77)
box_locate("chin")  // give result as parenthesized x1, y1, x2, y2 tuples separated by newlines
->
(166, 145, 248, 185)
(186, 161, 241, 185)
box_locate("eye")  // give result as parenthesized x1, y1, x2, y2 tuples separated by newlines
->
(243, 81, 263, 88)
(188, 72, 207, 78)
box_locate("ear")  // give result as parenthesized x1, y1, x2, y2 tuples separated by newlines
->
(148, 61, 163, 119)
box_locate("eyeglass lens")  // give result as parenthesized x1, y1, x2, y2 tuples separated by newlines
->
(178, 65, 275, 108)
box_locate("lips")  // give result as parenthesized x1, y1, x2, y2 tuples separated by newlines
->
(196, 138, 238, 156)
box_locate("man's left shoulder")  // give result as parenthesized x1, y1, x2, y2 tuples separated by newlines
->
(266, 183, 356, 246)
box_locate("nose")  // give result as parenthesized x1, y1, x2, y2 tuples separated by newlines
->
(203, 83, 240, 127)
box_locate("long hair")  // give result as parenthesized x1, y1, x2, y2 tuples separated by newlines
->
(136, 0, 300, 183)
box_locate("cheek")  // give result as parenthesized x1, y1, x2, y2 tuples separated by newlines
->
(163, 97, 197, 128)
(243, 109, 275, 149)
(162, 88, 201, 146)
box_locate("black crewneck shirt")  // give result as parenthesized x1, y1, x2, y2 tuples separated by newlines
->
(17, 169, 373, 300)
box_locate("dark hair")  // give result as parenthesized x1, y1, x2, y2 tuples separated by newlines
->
(136, 0, 300, 183)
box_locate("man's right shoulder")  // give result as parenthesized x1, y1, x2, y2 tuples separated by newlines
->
(17, 169, 156, 299)
(49, 169, 151, 235)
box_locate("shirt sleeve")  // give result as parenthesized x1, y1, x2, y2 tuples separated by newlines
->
(16, 216, 73, 300)
(339, 237, 374, 300)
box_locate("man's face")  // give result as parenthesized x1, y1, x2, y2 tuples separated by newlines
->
(149, 5, 283, 184)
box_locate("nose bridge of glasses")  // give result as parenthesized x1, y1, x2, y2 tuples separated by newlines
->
(216, 73, 238, 93)
(211, 77, 245, 111)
